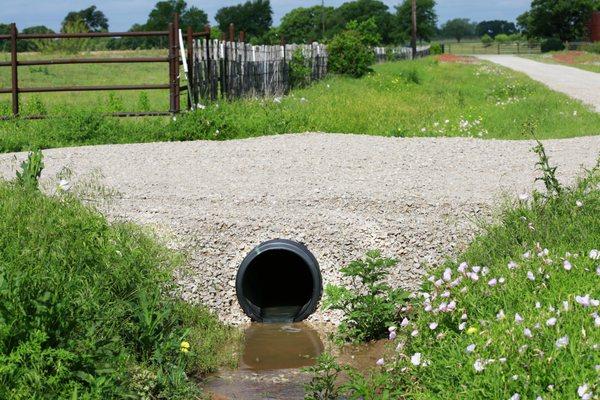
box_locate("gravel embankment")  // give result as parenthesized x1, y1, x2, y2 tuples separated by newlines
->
(1, 133, 598, 324)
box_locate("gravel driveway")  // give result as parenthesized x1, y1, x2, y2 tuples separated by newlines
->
(1, 133, 599, 324)
(477, 55, 600, 112)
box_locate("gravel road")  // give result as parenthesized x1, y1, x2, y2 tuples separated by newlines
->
(1, 133, 599, 324)
(477, 55, 600, 112)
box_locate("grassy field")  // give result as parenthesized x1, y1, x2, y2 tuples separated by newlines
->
(521, 51, 600, 74)
(309, 151, 600, 399)
(0, 50, 173, 113)
(1, 52, 599, 152)
(0, 156, 240, 399)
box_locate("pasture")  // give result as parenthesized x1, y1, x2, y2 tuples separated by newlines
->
(1, 53, 599, 152)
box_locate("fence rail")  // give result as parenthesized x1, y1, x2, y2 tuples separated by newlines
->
(445, 42, 541, 55)
(0, 13, 210, 119)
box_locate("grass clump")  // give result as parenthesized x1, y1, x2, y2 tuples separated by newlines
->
(0, 156, 238, 399)
(308, 149, 600, 399)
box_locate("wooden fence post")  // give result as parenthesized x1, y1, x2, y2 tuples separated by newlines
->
(10, 23, 19, 117)
(186, 26, 194, 109)
(168, 22, 175, 113)
(173, 14, 180, 114)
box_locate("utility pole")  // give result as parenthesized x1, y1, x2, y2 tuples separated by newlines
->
(411, 0, 417, 59)
(321, 0, 325, 40)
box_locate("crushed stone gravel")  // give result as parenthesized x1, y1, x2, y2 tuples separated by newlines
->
(1, 133, 598, 324)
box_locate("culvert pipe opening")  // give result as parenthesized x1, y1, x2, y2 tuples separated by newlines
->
(235, 239, 322, 323)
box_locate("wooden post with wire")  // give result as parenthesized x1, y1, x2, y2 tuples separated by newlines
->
(411, 0, 417, 59)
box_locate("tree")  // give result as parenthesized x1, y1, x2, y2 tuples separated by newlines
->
(279, 5, 336, 43)
(62, 5, 109, 32)
(180, 6, 209, 32)
(394, 0, 437, 43)
(440, 18, 475, 42)
(215, 0, 272, 40)
(475, 20, 517, 38)
(0, 24, 10, 52)
(517, 0, 600, 41)
(332, 0, 394, 43)
(119, 1, 208, 49)
(18, 26, 55, 52)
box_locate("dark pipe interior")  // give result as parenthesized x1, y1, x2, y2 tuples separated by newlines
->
(242, 249, 314, 322)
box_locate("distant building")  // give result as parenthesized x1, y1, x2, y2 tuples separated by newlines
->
(590, 11, 600, 42)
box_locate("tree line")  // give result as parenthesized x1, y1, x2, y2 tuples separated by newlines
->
(2, 0, 598, 52)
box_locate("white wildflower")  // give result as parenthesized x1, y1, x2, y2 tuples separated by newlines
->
(589, 249, 599, 260)
(473, 359, 486, 372)
(546, 317, 557, 326)
(563, 260, 572, 271)
(555, 336, 569, 348)
(515, 313, 524, 324)
(466, 344, 476, 353)
(410, 352, 422, 366)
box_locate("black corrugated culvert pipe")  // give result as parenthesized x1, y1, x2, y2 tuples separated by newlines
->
(236, 239, 322, 323)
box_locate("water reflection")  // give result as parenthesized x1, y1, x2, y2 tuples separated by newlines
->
(241, 322, 324, 371)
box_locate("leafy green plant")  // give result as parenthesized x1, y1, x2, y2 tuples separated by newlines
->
(323, 250, 408, 342)
(0, 179, 239, 398)
(303, 353, 345, 400)
(541, 37, 565, 53)
(289, 48, 312, 89)
(404, 68, 421, 84)
(107, 92, 124, 112)
(15, 149, 44, 190)
(138, 91, 151, 111)
(582, 41, 600, 54)
(481, 34, 493, 47)
(327, 20, 376, 78)
(523, 120, 562, 197)
(429, 42, 443, 55)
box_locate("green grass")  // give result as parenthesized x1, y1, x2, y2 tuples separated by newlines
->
(521, 51, 600, 74)
(0, 50, 173, 113)
(1, 55, 599, 153)
(0, 168, 240, 399)
(316, 157, 600, 399)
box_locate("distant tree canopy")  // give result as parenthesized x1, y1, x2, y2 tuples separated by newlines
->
(440, 18, 475, 42)
(517, 0, 600, 41)
(111, 0, 208, 49)
(331, 0, 394, 43)
(215, 0, 272, 40)
(19, 26, 55, 52)
(475, 20, 517, 38)
(394, 0, 438, 42)
(62, 5, 109, 32)
(279, 5, 336, 43)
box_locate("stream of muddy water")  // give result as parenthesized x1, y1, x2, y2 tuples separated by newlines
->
(202, 322, 386, 400)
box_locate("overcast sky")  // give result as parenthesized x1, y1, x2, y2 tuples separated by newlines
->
(1, 0, 531, 31)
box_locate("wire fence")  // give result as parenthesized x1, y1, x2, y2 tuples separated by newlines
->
(444, 42, 541, 55)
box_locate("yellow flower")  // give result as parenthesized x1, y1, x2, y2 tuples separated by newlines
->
(466, 327, 478, 335)
(180, 341, 190, 353)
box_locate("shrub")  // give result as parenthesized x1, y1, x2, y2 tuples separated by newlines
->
(494, 33, 511, 43)
(323, 250, 408, 342)
(541, 37, 565, 53)
(429, 42, 443, 55)
(289, 48, 312, 89)
(481, 34, 494, 47)
(15, 149, 43, 190)
(582, 41, 600, 54)
(327, 20, 377, 78)
(0, 160, 238, 398)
